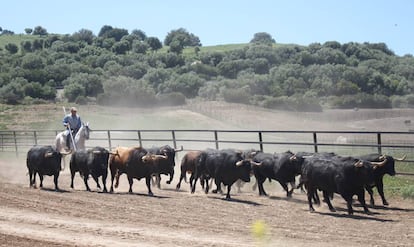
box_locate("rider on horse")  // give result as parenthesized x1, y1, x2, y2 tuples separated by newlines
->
(63, 107, 82, 150)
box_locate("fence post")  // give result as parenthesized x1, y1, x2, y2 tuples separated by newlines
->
(13, 131, 18, 157)
(33, 131, 38, 145)
(107, 130, 112, 150)
(377, 132, 382, 154)
(137, 131, 142, 147)
(214, 131, 219, 149)
(171, 130, 177, 149)
(313, 132, 318, 153)
(258, 131, 263, 152)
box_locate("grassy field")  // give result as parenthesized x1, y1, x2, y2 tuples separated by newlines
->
(0, 34, 39, 50)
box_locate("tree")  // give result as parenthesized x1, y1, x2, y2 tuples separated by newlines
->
(132, 40, 149, 54)
(0, 78, 26, 104)
(5, 43, 18, 54)
(131, 29, 147, 41)
(250, 32, 275, 45)
(169, 39, 184, 54)
(72, 29, 95, 44)
(146, 37, 162, 51)
(64, 83, 85, 102)
(159, 72, 205, 98)
(32, 26, 48, 36)
(103, 28, 129, 41)
(24, 28, 33, 34)
(164, 28, 201, 47)
(112, 40, 130, 54)
(98, 25, 113, 37)
(63, 73, 103, 97)
(21, 41, 32, 52)
(1, 29, 14, 35)
(32, 39, 44, 51)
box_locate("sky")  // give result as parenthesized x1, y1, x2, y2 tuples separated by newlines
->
(2, 0, 413, 56)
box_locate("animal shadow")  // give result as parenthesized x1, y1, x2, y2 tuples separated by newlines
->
(268, 195, 308, 205)
(371, 205, 414, 213)
(40, 187, 70, 193)
(209, 196, 262, 206)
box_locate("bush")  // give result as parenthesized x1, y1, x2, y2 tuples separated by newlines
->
(327, 93, 392, 109)
(260, 96, 322, 112)
(222, 88, 250, 104)
(261, 96, 292, 111)
(75, 95, 88, 105)
(156, 92, 186, 106)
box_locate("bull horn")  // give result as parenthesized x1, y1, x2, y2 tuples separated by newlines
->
(142, 154, 168, 162)
(93, 150, 102, 154)
(250, 161, 262, 166)
(379, 155, 387, 161)
(370, 159, 387, 169)
(60, 150, 72, 155)
(236, 160, 244, 166)
(395, 154, 407, 161)
(154, 154, 168, 160)
(174, 146, 184, 152)
(289, 155, 298, 161)
(354, 160, 364, 167)
(44, 152, 54, 158)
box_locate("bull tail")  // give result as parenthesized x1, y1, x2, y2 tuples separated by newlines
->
(114, 170, 120, 188)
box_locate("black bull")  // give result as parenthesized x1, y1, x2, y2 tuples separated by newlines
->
(26, 145, 70, 191)
(191, 149, 260, 199)
(147, 145, 183, 188)
(70, 146, 111, 192)
(300, 156, 387, 215)
(252, 151, 304, 197)
(356, 153, 405, 206)
(125, 148, 169, 196)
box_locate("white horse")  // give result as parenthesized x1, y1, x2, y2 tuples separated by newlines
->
(55, 122, 90, 170)
(55, 122, 91, 152)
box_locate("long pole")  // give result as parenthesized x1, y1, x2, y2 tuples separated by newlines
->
(63, 106, 77, 151)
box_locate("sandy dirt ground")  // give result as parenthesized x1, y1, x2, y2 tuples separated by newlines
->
(1, 103, 414, 246)
(0, 156, 413, 247)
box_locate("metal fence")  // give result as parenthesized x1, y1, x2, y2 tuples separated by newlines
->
(2, 128, 413, 179)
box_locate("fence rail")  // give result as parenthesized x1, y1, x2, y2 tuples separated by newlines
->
(1, 129, 413, 175)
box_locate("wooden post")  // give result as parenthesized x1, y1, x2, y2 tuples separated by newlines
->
(137, 131, 142, 147)
(107, 130, 112, 150)
(258, 131, 263, 152)
(313, 132, 318, 153)
(377, 133, 382, 154)
(13, 131, 18, 157)
(33, 131, 38, 145)
(171, 130, 177, 149)
(214, 131, 219, 150)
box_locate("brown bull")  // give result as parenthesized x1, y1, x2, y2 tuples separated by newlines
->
(109, 146, 142, 193)
(176, 150, 202, 190)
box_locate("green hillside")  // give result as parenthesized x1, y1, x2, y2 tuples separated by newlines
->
(1, 28, 414, 112)
(0, 34, 38, 49)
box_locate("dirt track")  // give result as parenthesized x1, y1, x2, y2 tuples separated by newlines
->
(0, 157, 413, 247)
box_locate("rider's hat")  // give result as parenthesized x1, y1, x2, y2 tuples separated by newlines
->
(70, 107, 77, 112)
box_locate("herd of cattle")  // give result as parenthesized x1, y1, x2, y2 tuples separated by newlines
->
(26, 144, 405, 215)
